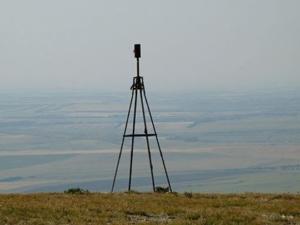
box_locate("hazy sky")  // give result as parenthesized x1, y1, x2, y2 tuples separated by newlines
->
(0, 0, 299, 92)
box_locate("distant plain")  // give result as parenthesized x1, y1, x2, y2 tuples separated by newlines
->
(0, 89, 299, 193)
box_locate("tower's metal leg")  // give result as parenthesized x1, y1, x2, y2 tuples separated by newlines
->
(142, 89, 173, 192)
(139, 88, 156, 192)
(111, 90, 134, 192)
(128, 87, 138, 191)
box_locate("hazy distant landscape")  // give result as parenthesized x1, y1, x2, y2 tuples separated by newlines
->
(0, 88, 299, 193)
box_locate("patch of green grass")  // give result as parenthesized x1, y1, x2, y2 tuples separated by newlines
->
(0, 193, 299, 224)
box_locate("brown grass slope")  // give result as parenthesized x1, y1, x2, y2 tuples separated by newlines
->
(0, 193, 299, 225)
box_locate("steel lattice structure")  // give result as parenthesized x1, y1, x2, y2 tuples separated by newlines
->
(111, 44, 172, 192)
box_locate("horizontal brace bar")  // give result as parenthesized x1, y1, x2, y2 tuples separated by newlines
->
(124, 133, 156, 137)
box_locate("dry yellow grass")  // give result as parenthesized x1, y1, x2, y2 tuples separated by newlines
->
(0, 192, 299, 225)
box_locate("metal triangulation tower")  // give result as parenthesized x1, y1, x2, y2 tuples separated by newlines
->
(111, 44, 172, 192)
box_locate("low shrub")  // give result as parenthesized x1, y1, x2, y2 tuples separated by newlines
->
(155, 186, 169, 193)
(64, 188, 89, 194)
(184, 192, 193, 198)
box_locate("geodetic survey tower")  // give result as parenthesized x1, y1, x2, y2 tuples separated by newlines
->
(111, 44, 172, 192)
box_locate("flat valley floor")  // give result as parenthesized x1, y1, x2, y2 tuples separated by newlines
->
(1, 90, 300, 193)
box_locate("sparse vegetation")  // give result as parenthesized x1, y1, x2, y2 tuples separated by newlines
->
(155, 186, 170, 193)
(0, 193, 299, 224)
(64, 188, 90, 194)
(184, 192, 193, 198)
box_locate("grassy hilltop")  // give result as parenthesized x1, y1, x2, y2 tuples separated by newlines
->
(0, 192, 299, 225)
